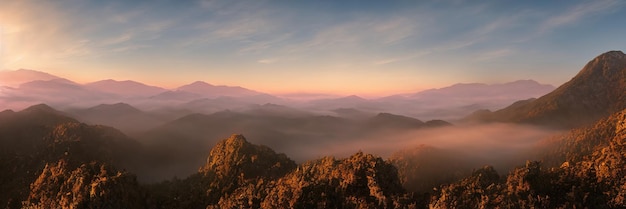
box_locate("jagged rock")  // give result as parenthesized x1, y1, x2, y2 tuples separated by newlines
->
(199, 134, 296, 180)
(23, 159, 145, 209)
(259, 152, 417, 208)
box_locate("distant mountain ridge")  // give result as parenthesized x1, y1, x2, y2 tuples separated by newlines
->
(176, 81, 261, 98)
(85, 79, 167, 97)
(0, 68, 559, 121)
(407, 79, 554, 99)
(0, 69, 60, 87)
(467, 50, 626, 128)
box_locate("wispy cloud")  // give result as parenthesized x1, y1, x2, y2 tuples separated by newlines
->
(101, 32, 134, 46)
(373, 51, 431, 65)
(257, 58, 278, 64)
(474, 49, 515, 61)
(538, 0, 623, 34)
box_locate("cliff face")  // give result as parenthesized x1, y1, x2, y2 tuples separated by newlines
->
(23, 159, 146, 209)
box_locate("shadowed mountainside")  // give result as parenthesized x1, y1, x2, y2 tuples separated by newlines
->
(466, 50, 626, 128)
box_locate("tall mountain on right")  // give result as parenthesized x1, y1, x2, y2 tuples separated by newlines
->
(467, 51, 626, 128)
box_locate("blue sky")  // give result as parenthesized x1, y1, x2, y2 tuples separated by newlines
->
(1, 0, 625, 95)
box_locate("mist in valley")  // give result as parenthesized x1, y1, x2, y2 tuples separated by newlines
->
(0, 69, 567, 192)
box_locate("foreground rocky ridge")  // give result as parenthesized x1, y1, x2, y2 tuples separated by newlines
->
(23, 159, 145, 209)
(150, 134, 422, 209)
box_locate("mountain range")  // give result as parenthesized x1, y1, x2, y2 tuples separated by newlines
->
(0, 68, 554, 121)
(0, 50, 624, 208)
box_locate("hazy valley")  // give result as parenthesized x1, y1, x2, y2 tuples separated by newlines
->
(0, 50, 624, 208)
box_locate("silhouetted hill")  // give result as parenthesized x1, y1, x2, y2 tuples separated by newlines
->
(423, 119, 453, 127)
(365, 112, 424, 130)
(467, 51, 626, 128)
(66, 103, 164, 134)
(0, 104, 143, 208)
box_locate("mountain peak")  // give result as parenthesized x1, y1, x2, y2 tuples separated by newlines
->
(88, 103, 141, 113)
(468, 50, 626, 128)
(189, 81, 213, 87)
(200, 134, 296, 179)
(582, 50, 626, 74)
(597, 50, 625, 59)
(22, 104, 57, 113)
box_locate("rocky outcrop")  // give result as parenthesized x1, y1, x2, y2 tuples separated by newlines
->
(149, 134, 423, 209)
(258, 152, 416, 209)
(199, 134, 296, 180)
(23, 159, 145, 209)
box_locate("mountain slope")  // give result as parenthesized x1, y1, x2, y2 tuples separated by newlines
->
(467, 51, 626, 128)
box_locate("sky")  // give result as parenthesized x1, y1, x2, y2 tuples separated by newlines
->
(1, 0, 625, 95)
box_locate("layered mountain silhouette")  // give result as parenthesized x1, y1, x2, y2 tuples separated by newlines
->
(66, 103, 165, 134)
(1, 50, 625, 208)
(85, 79, 167, 97)
(467, 51, 626, 128)
(0, 68, 556, 121)
(137, 109, 446, 179)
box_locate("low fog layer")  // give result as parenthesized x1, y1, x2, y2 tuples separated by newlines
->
(128, 115, 563, 183)
(277, 123, 563, 169)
